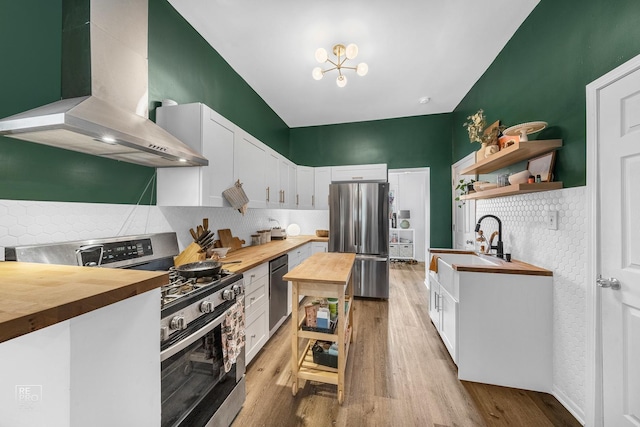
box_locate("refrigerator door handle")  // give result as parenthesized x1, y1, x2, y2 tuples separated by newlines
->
(355, 255, 388, 262)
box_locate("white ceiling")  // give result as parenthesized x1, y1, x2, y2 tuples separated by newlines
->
(167, 0, 539, 128)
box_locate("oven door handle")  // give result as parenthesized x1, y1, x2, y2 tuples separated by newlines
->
(160, 311, 226, 362)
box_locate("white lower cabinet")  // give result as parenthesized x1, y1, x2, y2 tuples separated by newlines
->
(311, 242, 328, 254)
(427, 261, 553, 392)
(244, 263, 269, 364)
(428, 274, 458, 363)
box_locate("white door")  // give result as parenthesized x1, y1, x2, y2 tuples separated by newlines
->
(598, 60, 640, 426)
(452, 152, 476, 250)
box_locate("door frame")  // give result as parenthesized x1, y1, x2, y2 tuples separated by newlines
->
(585, 51, 640, 427)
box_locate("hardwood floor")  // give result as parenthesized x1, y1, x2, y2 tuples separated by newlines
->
(232, 262, 580, 427)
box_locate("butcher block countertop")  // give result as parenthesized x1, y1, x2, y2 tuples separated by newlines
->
(222, 235, 328, 274)
(284, 252, 356, 285)
(429, 249, 553, 276)
(0, 262, 168, 344)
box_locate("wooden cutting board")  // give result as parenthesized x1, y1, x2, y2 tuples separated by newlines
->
(218, 229, 234, 248)
(229, 237, 245, 251)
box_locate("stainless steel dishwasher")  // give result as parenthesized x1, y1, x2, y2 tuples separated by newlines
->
(269, 254, 289, 332)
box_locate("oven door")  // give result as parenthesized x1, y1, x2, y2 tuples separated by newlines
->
(160, 304, 245, 427)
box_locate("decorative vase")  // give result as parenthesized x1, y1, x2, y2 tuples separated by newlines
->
(400, 219, 410, 229)
(484, 144, 499, 158)
(477, 142, 488, 162)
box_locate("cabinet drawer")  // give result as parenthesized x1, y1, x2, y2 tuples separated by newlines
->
(399, 244, 413, 257)
(244, 263, 268, 287)
(245, 275, 268, 316)
(245, 307, 268, 364)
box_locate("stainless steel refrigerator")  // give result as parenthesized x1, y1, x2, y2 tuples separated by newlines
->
(329, 182, 389, 298)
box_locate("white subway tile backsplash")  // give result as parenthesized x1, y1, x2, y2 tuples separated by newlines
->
(477, 186, 586, 417)
(0, 200, 329, 261)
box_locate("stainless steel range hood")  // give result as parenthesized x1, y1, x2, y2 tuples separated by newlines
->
(0, 0, 208, 168)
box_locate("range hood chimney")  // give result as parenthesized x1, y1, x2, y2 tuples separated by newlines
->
(0, 0, 208, 167)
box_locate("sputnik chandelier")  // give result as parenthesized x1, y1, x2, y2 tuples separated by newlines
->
(312, 43, 368, 87)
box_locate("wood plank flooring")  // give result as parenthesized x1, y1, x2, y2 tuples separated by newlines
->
(232, 262, 581, 427)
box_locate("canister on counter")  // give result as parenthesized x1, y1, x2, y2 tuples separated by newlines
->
(251, 234, 261, 246)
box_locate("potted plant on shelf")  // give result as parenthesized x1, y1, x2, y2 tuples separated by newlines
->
(454, 178, 476, 207)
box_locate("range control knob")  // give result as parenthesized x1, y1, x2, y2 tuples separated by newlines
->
(222, 289, 235, 301)
(170, 315, 187, 330)
(200, 300, 214, 313)
(232, 284, 243, 295)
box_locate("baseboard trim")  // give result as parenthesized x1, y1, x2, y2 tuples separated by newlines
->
(552, 386, 585, 426)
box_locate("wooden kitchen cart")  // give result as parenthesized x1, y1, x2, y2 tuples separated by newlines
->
(283, 252, 356, 404)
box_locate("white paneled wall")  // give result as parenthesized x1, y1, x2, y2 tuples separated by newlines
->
(476, 186, 587, 422)
(0, 200, 329, 260)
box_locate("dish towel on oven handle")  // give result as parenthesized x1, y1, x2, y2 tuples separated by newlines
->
(222, 294, 245, 373)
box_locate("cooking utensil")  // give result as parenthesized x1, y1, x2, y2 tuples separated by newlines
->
(196, 230, 212, 245)
(189, 228, 198, 241)
(174, 260, 242, 278)
(198, 235, 216, 252)
(203, 218, 208, 231)
(196, 225, 204, 239)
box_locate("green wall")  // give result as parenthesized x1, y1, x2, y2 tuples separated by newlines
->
(290, 114, 453, 248)
(148, 0, 289, 156)
(452, 0, 640, 186)
(0, 0, 156, 205)
(0, 0, 289, 204)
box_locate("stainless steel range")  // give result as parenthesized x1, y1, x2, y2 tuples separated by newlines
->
(5, 232, 246, 427)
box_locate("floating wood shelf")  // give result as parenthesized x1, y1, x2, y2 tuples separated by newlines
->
(460, 139, 562, 175)
(460, 182, 563, 200)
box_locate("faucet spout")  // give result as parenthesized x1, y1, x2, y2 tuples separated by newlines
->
(476, 214, 504, 258)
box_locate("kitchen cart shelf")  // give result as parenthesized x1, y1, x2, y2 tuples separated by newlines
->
(460, 182, 563, 200)
(283, 252, 356, 404)
(460, 139, 562, 175)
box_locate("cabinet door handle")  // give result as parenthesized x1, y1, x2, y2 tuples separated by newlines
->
(434, 292, 439, 311)
(266, 187, 270, 202)
(296, 194, 299, 205)
(312, 195, 315, 207)
(283, 190, 286, 203)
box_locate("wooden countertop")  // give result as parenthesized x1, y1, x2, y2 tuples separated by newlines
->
(222, 235, 329, 274)
(429, 249, 553, 276)
(0, 262, 167, 344)
(284, 252, 356, 285)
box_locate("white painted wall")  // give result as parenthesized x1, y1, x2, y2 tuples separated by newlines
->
(476, 186, 587, 424)
(389, 168, 430, 262)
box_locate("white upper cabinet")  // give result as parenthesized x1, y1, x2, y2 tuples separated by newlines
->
(156, 103, 235, 207)
(234, 130, 267, 208)
(313, 167, 331, 210)
(279, 159, 296, 208)
(265, 151, 280, 208)
(296, 166, 315, 209)
(331, 163, 388, 182)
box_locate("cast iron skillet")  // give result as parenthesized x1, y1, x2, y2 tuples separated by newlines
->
(174, 260, 242, 278)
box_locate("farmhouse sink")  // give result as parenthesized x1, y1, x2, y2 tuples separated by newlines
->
(427, 248, 554, 392)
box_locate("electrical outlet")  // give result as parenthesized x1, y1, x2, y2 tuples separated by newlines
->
(547, 210, 558, 230)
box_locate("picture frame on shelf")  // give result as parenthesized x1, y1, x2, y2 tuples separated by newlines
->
(527, 151, 556, 182)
